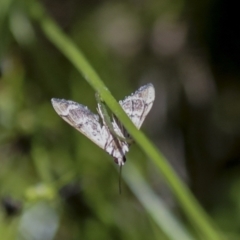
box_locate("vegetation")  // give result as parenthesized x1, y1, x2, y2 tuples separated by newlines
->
(1, 0, 239, 239)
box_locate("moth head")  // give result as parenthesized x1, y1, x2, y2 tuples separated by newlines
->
(114, 156, 126, 166)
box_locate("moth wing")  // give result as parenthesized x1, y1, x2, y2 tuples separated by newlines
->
(51, 98, 106, 150)
(119, 83, 155, 129)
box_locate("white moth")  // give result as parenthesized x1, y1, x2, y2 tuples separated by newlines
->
(51, 83, 155, 166)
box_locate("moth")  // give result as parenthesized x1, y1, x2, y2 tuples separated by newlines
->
(51, 83, 155, 166)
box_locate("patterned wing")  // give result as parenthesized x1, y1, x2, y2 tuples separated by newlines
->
(119, 83, 155, 129)
(51, 98, 106, 150)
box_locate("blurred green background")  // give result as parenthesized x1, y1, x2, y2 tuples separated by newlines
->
(1, 0, 240, 239)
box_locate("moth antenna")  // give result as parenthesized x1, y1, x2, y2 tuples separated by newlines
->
(119, 164, 122, 194)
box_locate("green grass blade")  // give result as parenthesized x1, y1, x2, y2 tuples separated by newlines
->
(124, 161, 195, 240)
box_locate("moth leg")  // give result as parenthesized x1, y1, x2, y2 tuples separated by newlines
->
(95, 93, 132, 143)
(112, 115, 134, 144)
